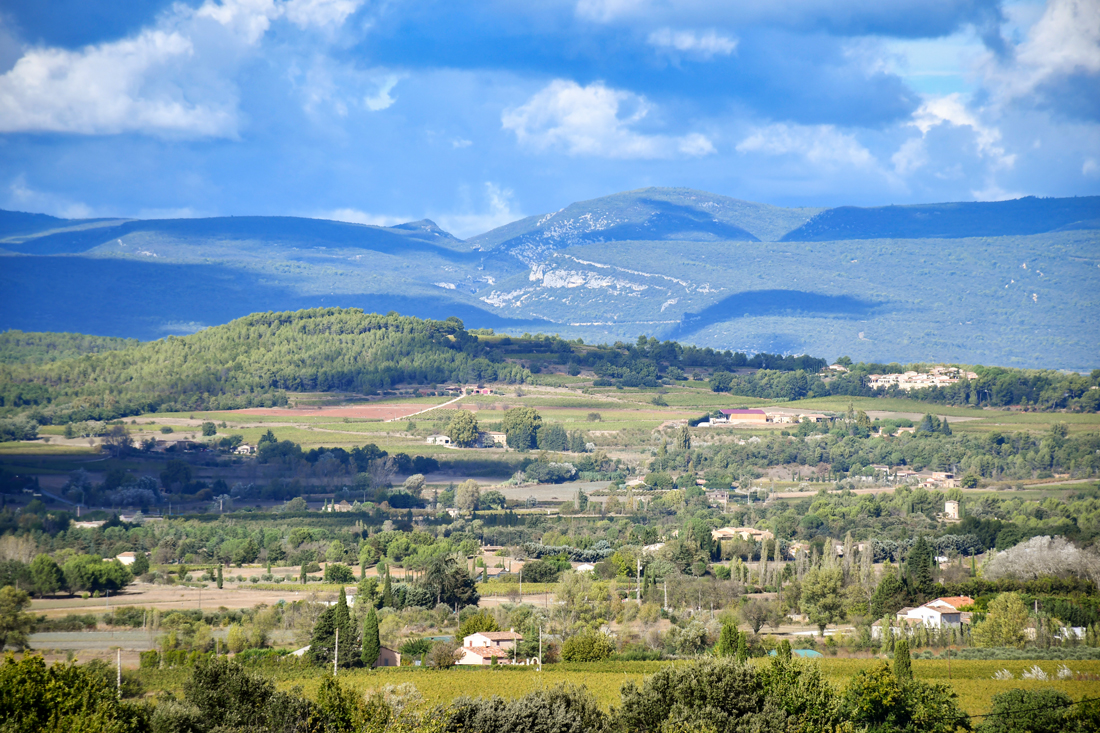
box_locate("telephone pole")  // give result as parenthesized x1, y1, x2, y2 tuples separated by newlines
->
(334, 627, 339, 677)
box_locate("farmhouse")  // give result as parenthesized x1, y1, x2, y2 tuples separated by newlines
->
(457, 629, 524, 666)
(711, 527, 775, 543)
(899, 596, 974, 628)
(426, 434, 451, 445)
(114, 552, 137, 566)
(716, 409, 768, 424)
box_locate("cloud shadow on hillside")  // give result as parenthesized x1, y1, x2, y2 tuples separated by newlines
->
(674, 289, 882, 338)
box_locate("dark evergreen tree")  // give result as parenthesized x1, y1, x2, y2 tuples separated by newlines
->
(361, 606, 380, 668)
(216, 566, 223, 589)
(894, 639, 912, 681)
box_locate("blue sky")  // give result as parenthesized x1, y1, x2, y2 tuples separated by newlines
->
(0, 0, 1097, 237)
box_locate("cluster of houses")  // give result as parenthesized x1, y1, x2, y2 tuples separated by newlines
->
(697, 409, 829, 427)
(425, 431, 507, 448)
(867, 366, 979, 392)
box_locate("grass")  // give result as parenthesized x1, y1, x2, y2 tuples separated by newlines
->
(0, 441, 99, 455)
(132, 657, 1100, 716)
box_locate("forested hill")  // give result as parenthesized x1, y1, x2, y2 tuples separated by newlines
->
(0, 308, 820, 422)
(1, 308, 1097, 427)
(0, 331, 137, 365)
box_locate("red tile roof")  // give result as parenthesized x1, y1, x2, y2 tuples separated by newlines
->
(932, 596, 974, 611)
(464, 645, 510, 658)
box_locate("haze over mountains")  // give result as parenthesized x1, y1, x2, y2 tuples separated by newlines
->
(1, 188, 1097, 370)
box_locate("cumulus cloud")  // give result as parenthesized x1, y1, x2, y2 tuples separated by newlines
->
(987, 0, 1100, 96)
(735, 122, 876, 168)
(320, 208, 410, 226)
(647, 28, 737, 58)
(0, 0, 364, 137)
(911, 94, 1015, 169)
(502, 79, 715, 159)
(432, 183, 523, 239)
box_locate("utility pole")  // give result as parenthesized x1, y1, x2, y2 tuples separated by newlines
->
(116, 649, 121, 699)
(538, 626, 542, 673)
(636, 558, 641, 602)
(663, 580, 668, 611)
(334, 627, 339, 677)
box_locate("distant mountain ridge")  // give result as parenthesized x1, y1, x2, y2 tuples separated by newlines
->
(780, 196, 1100, 241)
(1, 188, 1097, 369)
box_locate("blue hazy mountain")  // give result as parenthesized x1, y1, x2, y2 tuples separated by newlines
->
(1, 188, 1097, 369)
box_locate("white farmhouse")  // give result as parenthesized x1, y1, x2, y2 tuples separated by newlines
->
(456, 630, 524, 666)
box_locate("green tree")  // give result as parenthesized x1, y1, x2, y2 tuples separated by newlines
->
(715, 621, 739, 657)
(675, 426, 691, 452)
(381, 571, 394, 609)
(361, 606, 380, 668)
(458, 611, 500, 640)
(324, 564, 355, 584)
(300, 563, 308, 584)
(455, 479, 480, 513)
(801, 565, 846, 636)
(502, 407, 542, 451)
(447, 410, 480, 447)
(536, 423, 569, 451)
(131, 552, 150, 577)
(736, 632, 749, 662)
(217, 565, 223, 589)
(870, 567, 907, 619)
(972, 592, 1029, 648)
(0, 586, 34, 650)
(907, 536, 935, 598)
(976, 689, 1073, 733)
(894, 639, 912, 681)
(0, 655, 147, 732)
(309, 588, 357, 668)
(741, 599, 771, 634)
(29, 554, 64, 597)
(561, 630, 615, 662)
(201, 422, 216, 437)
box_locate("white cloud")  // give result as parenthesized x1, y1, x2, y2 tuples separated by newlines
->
(1084, 158, 1099, 176)
(970, 183, 1028, 201)
(432, 183, 522, 239)
(982, 0, 1100, 103)
(452, 138, 473, 148)
(891, 136, 928, 175)
(284, 0, 362, 28)
(911, 94, 1015, 169)
(5, 175, 94, 219)
(502, 79, 715, 159)
(735, 123, 875, 168)
(364, 75, 400, 111)
(647, 28, 737, 58)
(320, 208, 410, 227)
(0, 0, 363, 137)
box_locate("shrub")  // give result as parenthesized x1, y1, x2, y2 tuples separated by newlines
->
(561, 630, 615, 662)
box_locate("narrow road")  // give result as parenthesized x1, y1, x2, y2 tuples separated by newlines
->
(385, 394, 466, 422)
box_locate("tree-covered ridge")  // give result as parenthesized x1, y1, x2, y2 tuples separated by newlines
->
(0, 330, 137, 364)
(0, 309, 529, 421)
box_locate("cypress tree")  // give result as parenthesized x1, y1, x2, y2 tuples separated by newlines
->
(735, 632, 749, 662)
(300, 562, 307, 584)
(334, 588, 356, 668)
(715, 621, 738, 657)
(308, 607, 336, 666)
(894, 639, 912, 681)
(381, 571, 393, 609)
(216, 566, 223, 589)
(361, 606, 380, 668)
